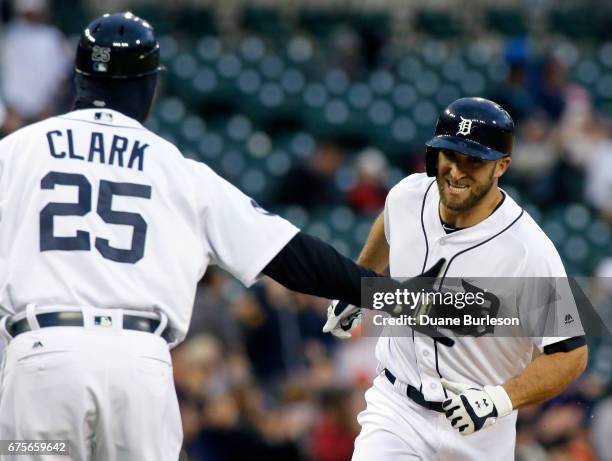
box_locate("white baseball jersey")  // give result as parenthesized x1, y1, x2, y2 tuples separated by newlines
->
(0, 108, 298, 345)
(377, 173, 583, 401)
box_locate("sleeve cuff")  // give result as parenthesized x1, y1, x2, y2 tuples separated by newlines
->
(544, 336, 587, 354)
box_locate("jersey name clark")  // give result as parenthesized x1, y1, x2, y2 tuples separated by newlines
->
(46, 129, 147, 171)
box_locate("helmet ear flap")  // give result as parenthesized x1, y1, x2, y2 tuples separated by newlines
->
(425, 147, 438, 177)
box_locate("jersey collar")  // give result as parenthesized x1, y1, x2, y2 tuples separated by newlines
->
(424, 181, 523, 245)
(58, 108, 146, 130)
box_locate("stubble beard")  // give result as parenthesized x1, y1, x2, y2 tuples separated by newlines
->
(437, 168, 495, 212)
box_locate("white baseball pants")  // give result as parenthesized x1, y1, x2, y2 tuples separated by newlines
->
(0, 326, 182, 461)
(352, 374, 517, 461)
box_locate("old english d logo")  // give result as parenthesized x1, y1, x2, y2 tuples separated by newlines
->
(457, 117, 473, 136)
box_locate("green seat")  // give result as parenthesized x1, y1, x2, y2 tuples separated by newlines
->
(598, 13, 612, 39)
(241, 7, 288, 38)
(298, 9, 350, 38)
(415, 10, 462, 38)
(486, 8, 527, 36)
(130, 5, 174, 35)
(542, 219, 567, 246)
(51, 0, 88, 36)
(280, 205, 310, 229)
(265, 149, 292, 177)
(563, 236, 590, 266)
(176, 7, 217, 36)
(350, 12, 391, 39)
(157, 97, 186, 126)
(549, 8, 594, 39)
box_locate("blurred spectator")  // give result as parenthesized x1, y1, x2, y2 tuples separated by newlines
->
(559, 91, 607, 169)
(189, 269, 243, 346)
(536, 403, 597, 461)
(581, 259, 612, 397)
(329, 25, 363, 78)
(490, 63, 535, 124)
(584, 132, 612, 223)
(310, 389, 358, 461)
(591, 396, 612, 461)
(233, 279, 319, 383)
(331, 336, 378, 387)
(1, 0, 71, 129)
(276, 141, 345, 210)
(198, 391, 264, 461)
(506, 114, 561, 206)
(516, 405, 549, 461)
(531, 55, 568, 122)
(179, 391, 209, 460)
(356, 24, 388, 70)
(173, 334, 225, 398)
(346, 147, 389, 215)
(0, 99, 8, 133)
(231, 286, 288, 383)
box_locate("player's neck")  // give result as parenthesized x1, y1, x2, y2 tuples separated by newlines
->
(439, 186, 503, 229)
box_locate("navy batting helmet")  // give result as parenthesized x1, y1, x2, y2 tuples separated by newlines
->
(425, 97, 514, 177)
(75, 12, 164, 79)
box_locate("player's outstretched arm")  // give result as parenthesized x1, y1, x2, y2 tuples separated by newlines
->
(262, 231, 377, 308)
(262, 231, 453, 346)
(441, 341, 587, 435)
(323, 211, 388, 339)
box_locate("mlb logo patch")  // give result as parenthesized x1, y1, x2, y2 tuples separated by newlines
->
(94, 315, 113, 327)
(94, 112, 113, 122)
(93, 62, 108, 73)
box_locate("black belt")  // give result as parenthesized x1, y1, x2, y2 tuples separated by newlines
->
(384, 369, 444, 413)
(7, 312, 169, 341)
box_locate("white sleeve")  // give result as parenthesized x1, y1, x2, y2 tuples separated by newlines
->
(518, 244, 585, 351)
(197, 163, 299, 287)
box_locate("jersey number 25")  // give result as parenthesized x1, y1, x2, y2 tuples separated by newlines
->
(39, 171, 152, 264)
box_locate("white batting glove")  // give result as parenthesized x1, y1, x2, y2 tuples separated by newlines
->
(322, 300, 361, 339)
(441, 379, 513, 435)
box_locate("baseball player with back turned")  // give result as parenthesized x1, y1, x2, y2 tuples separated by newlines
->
(0, 12, 451, 461)
(325, 97, 589, 460)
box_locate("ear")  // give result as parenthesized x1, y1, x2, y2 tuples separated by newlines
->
(494, 157, 512, 178)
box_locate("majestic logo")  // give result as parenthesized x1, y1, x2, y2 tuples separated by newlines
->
(564, 313, 574, 325)
(456, 117, 474, 136)
(32, 341, 44, 349)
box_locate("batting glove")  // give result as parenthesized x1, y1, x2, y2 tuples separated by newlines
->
(322, 300, 361, 339)
(441, 379, 513, 435)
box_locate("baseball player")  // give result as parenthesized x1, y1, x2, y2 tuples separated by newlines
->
(0, 12, 449, 461)
(325, 97, 588, 460)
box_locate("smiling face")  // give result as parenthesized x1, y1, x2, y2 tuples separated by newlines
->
(436, 149, 510, 212)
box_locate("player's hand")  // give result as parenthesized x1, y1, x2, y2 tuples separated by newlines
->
(322, 300, 361, 339)
(441, 379, 513, 435)
(393, 258, 455, 347)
